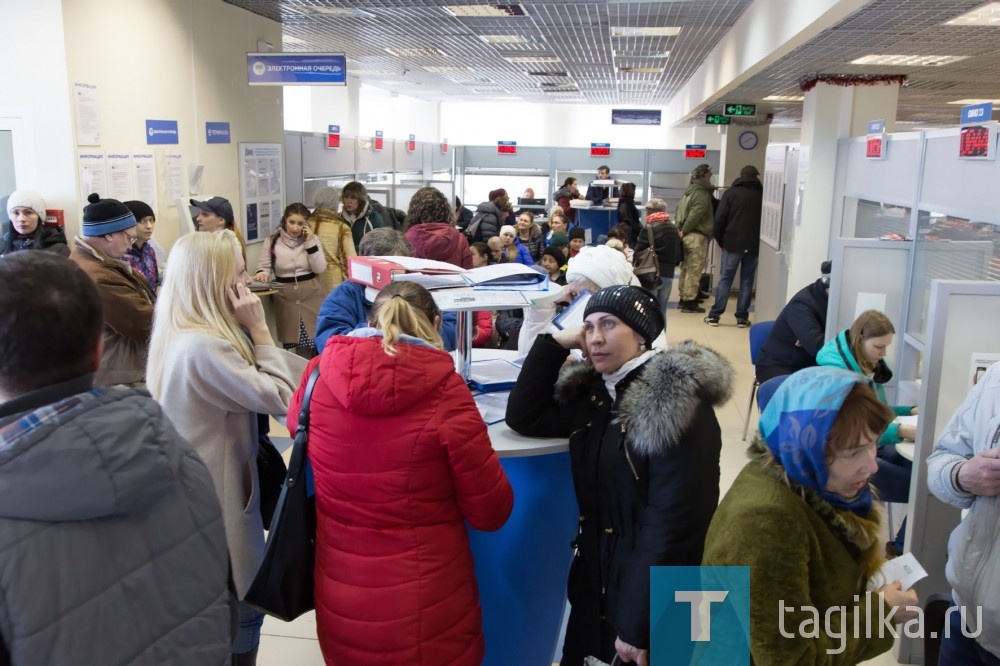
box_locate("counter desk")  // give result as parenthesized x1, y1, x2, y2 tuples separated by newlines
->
(463, 349, 577, 666)
(574, 205, 618, 245)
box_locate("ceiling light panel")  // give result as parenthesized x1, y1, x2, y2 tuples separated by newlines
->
(764, 95, 805, 102)
(618, 66, 664, 74)
(850, 54, 969, 66)
(615, 50, 670, 58)
(385, 47, 446, 57)
(443, 4, 525, 18)
(504, 55, 562, 63)
(527, 70, 569, 77)
(610, 27, 682, 38)
(423, 65, 474, 73)
(479, 34, 542, 45)
(289, 5, 375, 18)
(945, 2, 1000, 26)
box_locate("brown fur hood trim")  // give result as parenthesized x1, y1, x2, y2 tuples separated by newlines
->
(554, 341, 734, 456)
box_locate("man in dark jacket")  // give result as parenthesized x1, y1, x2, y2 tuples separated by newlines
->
(0, 252, 233, 665)
(469, 190, 511, 243)
(755, 261, 831, 383)
(585, 165, 620, 206)
(705, 165, 763, 327)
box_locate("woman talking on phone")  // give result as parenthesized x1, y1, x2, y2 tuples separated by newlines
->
(146, 230, 307, 666)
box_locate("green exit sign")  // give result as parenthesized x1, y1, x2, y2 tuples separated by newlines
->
(724, 103, 757, 116)
(706, 114, 731, 125)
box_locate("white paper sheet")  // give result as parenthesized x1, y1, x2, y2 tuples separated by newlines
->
(77, 151, 107, 198)
(132, 152, 158, 210)
(868, 552, 928, 592)
(73, 82, 100, 145)
(106, 153, 133, 201)
(165, 153, 184, 202)
(854, 292, 887, 319)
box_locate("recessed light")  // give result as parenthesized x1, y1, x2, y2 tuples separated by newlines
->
(764, 95, 805, 102)
(443, 4, 526, 17)
(610, 27, 681, 38)
(947, 98, 1000, 105)
(479, 34, 541, 45)
(385, 47, 447, 57)
(527, 70, 569, 77)
(289, 5, 375, 18)
(618, 66, 663, 74)
(614, 50, 670, 58)
(504, 55, 561, 63)
(423, 66, 474, 73)
(541, 82, 578, 90)
(945, 2, 1000, 25)
(850, 54, 968, 66)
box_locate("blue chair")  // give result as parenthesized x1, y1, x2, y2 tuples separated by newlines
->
(756, 375, 789, 414)
(742, 320, 776, 441)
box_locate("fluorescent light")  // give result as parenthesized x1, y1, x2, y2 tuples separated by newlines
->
(947, 98, 1000, 105)
(614, 50, 670, 58)
(479, 35, 541, 45)
(618, 66, 663, 74)
(610, 27, 681, 38)
(850, 54, 968, 66)
(541, 82, 578, 90)
(289, 5, 375, 18)
(945, 2, 1000, 25)
(385, 47, 446, 57)
(504, 55, 561, 63)
(527, 70, 569, 77)
(423, 65, 473, 73)
(282, 35, 306, 46)
(764, 95, 805, 102)
(443, 4, 525, 17)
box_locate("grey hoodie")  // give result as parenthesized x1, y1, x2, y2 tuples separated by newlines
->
(0, 381, 232, 665)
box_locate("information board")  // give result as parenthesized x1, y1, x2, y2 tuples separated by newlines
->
(238, 143, 284, 244)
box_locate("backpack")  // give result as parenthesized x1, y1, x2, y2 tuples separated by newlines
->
(465, 211, 488, 242)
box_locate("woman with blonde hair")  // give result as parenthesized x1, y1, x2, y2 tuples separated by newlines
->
(147, 230, 307, 666)
(288, 280, 513, 665)
(253, 202, 328, 354)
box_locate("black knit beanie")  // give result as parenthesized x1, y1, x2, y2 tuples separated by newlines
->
(584, 285, 664, 346)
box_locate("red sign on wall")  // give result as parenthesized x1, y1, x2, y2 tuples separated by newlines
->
(407, 134, 416, 152)
(590, 142, 610, 157)
(497, 140, 517, 155)
(374, 130, 383, 151)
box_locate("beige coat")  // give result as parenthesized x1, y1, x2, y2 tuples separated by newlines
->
(153, 332, 307, 596)
(309, 207, 356, 290)
(254, 230, 328, 343)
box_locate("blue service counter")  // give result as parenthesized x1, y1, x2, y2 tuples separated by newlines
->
(575, 206, 618, 245)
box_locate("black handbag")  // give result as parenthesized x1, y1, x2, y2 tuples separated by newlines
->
(244, 365, 321, 621)
(256, 431, 286, 530)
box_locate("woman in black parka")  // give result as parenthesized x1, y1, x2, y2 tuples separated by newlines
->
(506, 285, 733, 666)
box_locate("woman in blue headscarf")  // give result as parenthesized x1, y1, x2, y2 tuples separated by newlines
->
(702, 367, 920, 664)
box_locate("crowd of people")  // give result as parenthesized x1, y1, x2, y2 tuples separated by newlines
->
(0, 172, 997, 666)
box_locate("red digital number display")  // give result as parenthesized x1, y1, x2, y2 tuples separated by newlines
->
(497, 144, 517, 155)
(866, 137, 882, 158)
(590, 146, 610, 157)
(373, 137, 383, 150)
(960, 125, 991, 158)
(326, 134, 340, 148)
(684, 148, 707, 159)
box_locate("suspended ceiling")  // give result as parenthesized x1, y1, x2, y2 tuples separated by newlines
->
(225, 0, 1000, 127)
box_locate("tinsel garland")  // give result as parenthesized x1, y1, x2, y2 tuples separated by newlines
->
(799, 73, 908, 93)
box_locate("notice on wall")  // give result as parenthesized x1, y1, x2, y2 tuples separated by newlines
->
(969, 353, 1000, 389)
(760, 144, 787, 250)
(73, 82, 100, 145)
(132, 152, 158, 211)
(188, 163, 205, 196)
(164, 153, 184, 203)
(106, 153, 134, 201)
(854, 292, 887, 319)
(78, 151, 107, 198)
(238, 143, 283, 243)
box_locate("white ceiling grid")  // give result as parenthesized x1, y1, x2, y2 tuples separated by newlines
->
(227, 0, 1000, 126)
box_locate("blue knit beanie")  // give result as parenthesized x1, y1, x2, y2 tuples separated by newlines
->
(82, 193, 136, 237)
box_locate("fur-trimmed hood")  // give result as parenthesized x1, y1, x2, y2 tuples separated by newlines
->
(554, 341, 734, 456)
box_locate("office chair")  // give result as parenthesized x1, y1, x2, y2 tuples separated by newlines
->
(756, 374, 789, 414)
(742, 320, 776, 441)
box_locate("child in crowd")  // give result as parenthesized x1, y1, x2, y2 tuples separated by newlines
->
(568, 227, 586, 258)
(470, 241, 492, 267)
(499, 225, 533, 266)
(124, 200, 160, 292)
(539, 246, 568, 286)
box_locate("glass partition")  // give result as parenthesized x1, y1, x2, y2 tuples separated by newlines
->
(463, 171, 551, 210)
(303, 175, 355, 208)
(906, 210, 999, 340)
(557, 169, 646, 204)
(841, 197, 911, 239)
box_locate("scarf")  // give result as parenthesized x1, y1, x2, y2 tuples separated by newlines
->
(278, 227, 306, 249)
(646, 211, 671, 224)
(757, 366, 878, 515)
(602, 348, 658, 401)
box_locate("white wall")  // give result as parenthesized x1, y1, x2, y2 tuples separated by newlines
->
(439, 102, 723, 150)
(0, 0, 76, 224)
(359, 84, 441, 142)
(60, 0, 283, 258)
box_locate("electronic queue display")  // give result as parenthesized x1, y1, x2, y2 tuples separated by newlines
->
(866, 135, 884, 159)
(959, 125, 991, 158)
(590, 143, 611, 157)
(497, 141, 518, 155)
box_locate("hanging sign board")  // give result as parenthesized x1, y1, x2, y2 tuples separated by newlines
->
(684, 144, 707, 159)
(590, 142, 611, 157)
(706, 114, 731, 125)
(374, 130, 383, 151)
(865, 119, 887, 160)
(497, 140, 517, 155)
(723, 103, 757, 116)
(247, 53, 346, 86)
(959, 103, 997, 160)
(326, 124, 340, 149)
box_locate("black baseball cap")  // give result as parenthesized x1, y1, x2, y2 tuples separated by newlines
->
(190, 196, 234, 224)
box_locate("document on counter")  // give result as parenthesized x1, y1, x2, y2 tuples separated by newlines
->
(474, 391, 510, 425)
(468, 359, 521, 392)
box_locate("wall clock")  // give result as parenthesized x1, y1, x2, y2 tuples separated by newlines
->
(739, 130, 758, 150)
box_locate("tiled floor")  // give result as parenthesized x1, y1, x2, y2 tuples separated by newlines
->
(259, 296, 906, 665)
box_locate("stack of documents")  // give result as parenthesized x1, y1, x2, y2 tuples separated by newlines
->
(391, 261, 549, 291)
(468, 358, 522, 392)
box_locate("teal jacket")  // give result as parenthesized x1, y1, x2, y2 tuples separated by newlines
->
(816, 330, 913, 445)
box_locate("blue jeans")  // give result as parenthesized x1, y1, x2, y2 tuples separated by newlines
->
(940, 608, 1000, 665)
(653, 275, 674, 322)
(708, 250, 758, 320)
(233, 601, 264, 654)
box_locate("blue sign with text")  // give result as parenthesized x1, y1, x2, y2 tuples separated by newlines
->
(651, 566, 750, 664)
(328, 125, 340, 134)
(961, 102, 993, 125)
(611, 109, 662, 125)
(146, 119, 179, 145)
(867, 119, 885, 134)
(247, 53, 347, 86)
(206, 122, 230, 144)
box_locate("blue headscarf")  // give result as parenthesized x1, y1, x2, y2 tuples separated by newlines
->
(758, 366, 876, 515)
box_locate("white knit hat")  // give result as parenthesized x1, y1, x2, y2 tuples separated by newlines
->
(566, 245, 635, 289)
(7, 189, 46, 222)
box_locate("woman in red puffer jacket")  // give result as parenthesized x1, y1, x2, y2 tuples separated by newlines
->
(287, 280, 514, 666)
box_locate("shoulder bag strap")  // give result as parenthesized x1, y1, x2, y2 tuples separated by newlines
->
(287, 365, 321, 484)
(645, 223, 656, 249)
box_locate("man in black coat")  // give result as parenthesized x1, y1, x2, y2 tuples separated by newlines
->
(754, 261, 831, 383)
(704, 165, 763, 328)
